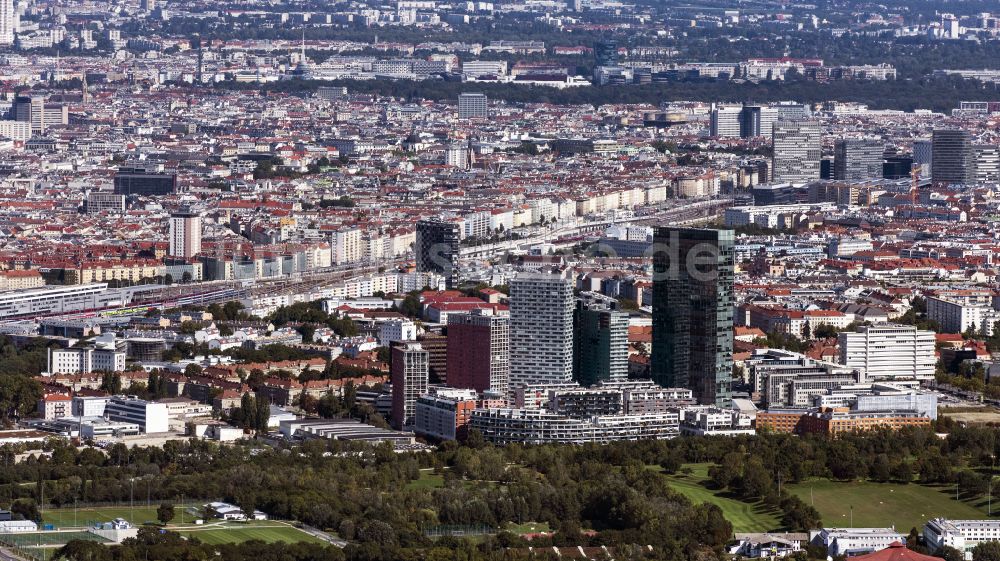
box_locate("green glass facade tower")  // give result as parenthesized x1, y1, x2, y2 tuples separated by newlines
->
(651, 227, 734, 406)
(573, 292, 629, 387)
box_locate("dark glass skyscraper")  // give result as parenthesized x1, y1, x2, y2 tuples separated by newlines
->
(594, 40, 618, 67)
(931, 129, 974, 185)
(415, 219, 460, 288)
(573, 292, 628, 387)
(651, 227, 734, 406)
(113, 166, 177, 196)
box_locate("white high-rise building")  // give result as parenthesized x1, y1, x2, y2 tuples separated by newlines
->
(458, 92, 488, 119)
(445, 144, 472, 169)
(772, 119, 822, 183)
(0, 0, 14, 46)
(509, 272, 575, 391)
(378, 319, 417, 345)
(838, 323, 936, 381)
(709, 104, 742, 138)
(168, 211, 202, 258)
(391, 341, 429, 430)
(332, 228, 363, 264)
(974, 145, 1000, 183)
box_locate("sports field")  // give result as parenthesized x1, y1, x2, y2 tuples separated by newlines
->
(786, 479, 989, 532)
(661, 464, 781, 532)
(505, 522, 551, 535)
(40, 504, 200, 528)
(177, 522, 325, 545)
(0, 531, 108, 547)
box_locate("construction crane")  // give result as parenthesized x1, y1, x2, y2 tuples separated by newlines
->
(910, 166, 920, 206)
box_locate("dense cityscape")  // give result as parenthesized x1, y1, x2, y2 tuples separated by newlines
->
(3, 0, 1000, 559)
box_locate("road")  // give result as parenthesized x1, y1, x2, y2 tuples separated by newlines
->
(460, 198, 733, 258)
(299, 525, 347, 548)
(0, 546, 29, 561)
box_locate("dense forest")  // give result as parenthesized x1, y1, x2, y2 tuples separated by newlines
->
(214, 75, 998, 114)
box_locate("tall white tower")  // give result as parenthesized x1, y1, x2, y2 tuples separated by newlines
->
(509, 272, 575, 391)
(168, 211, 202, 258)
(0, 0, 15, 46)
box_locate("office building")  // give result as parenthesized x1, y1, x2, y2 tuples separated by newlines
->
(741, 103, 808, 139)
(457, 92, 488, 119)
(838, 324, 936, 381)
(415, 219, 460, 288)
(378, 319, 417, 346)
(113, 166, 177, 196)
(390, 341, 428, 430)
(883, 155, 914, 179)
(416, 333, 448, 384)
(739, 105, 763, 138)
(834, 139, 886, 182)
(931, 129, 974, 184)
(0, 0, 13, 46)
(813, 383, 938, 420)
(772, 120, 822, 182)
(168, 211, 202, 258)
(710, 104, 743, 138)
(104, 396, 169, 433)
(72, 396, 110, 417)
(509, 272, 575, 390)
(913, 139, 933, 176)
(47, 347, 126, 375)
(651, 227, 735, 406)
(750, 350, 859, 408)
(812, 528, 906, 558)
(594, 40, 618, 67)
(974, 145, 1000, 183)
(925, 519, 1000, 558)
(461, 60, 507, 78)
(0, 121, 31, 141)
(13, 95, 68, 134)
(85, 192, 126, 214)
(573, 292, 629, 386)
(446, 309, 510, 394)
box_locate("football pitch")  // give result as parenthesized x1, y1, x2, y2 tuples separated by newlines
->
(176, 522, 326, 545)
(40, 504, 200, 528)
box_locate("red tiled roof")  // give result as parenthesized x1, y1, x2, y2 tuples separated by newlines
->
(852, 543, 940, 561)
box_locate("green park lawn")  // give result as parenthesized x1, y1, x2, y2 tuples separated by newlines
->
(661, 464, 994, 534)
(660, 463, 782, 532)
(407, 469, 446, 490)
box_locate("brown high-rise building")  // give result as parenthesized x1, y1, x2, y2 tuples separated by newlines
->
(416, 333, 448, 384)
(446, 310, 509, 395)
